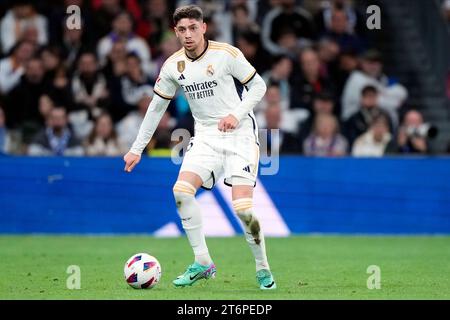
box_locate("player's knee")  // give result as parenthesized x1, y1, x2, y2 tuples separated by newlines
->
(232, 198, 254, 225)
(173, 181, 197, 207)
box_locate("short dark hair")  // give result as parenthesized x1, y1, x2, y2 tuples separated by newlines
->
(314, 91, 334, 102)
(8, 39, 35, 56)
(126, 52, 141, 62)
(267, 80, 281, 89)
(173, 5, 203, 25)
(114, 11, 133, 22)
(237, 30, 260, 45)
(360, 49, 383, 63)
(12, 0, 33, 8)
(372, 114, 390, 127)
(51, 105, 67, 115)
(361, 85, 378, 96)
(271, 54, 290, 67)
(231, 4, 249, 16)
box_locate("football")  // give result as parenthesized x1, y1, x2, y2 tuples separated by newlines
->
(124, 253, 162, 289)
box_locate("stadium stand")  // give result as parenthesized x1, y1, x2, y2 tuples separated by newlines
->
(0, 0, 448, 156)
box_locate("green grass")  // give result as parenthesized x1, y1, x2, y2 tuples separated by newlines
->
(0, 236, 449, 299)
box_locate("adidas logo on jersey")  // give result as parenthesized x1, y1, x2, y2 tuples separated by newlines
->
(178, 74, 186, 80)
(242, 165, 251, 173)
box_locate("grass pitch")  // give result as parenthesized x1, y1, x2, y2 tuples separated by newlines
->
(0, 236, 449, 300)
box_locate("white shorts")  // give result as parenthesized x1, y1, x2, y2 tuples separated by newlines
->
(179, 132, 260, 190)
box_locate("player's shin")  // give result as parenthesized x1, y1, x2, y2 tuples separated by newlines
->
(173, 181, 212, 266)
(232, 198, 270, 272)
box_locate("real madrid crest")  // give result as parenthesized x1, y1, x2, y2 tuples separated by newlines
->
(177, 60, 185, 73)
(206, 64, 214, 77)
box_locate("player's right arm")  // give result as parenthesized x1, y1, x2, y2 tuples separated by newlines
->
(124, 66, 177, 173)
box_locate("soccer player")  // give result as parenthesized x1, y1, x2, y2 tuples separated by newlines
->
(123, 5, 276, 290)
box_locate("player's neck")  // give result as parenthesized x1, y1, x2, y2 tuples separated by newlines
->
(185, 38, 207, 60)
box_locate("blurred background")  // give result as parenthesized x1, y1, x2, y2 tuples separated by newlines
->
(0, 0, 449, 235)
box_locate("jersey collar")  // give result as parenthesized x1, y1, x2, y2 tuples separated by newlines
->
(184, 39, 209, 62)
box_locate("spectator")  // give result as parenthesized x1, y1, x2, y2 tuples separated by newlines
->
(84, 112, 126, 156)
(97, 11, 153, 77)
(344, 85, 392, 146)
(298, 91, 336, 145)
(386, 110, 431, 155)
(0, 40, 36, 95)
(262, 55, 293, 106)
(46, 66, 74, 111)
(92, 0, 124, 40)
(4, 57, 48, 137)
(335, 49, 358, 98)
(135, 0, 172, 57)
(341, 49, 408, 124)
(106, 52, 154, 122)
(290, 47, 334, 111)
(258, 103, 302, 154)
(217, 3, 260, 45)
(261, 0, 316, 56)
(316, 37, 340, 80)
(303, 113, 348, 156)
(279, 28, 304, 57)
(72, 52, 109, 121)
(0, 0, 48, 54)
(0, 106, 12, 155)
(255, 81, 288, 115)
(116, 94, 152, 150)
(320, 7, 366, 54)
(236, 30, 272, 75)
(231, 3, 259, 35)
(28, 106, 84, 156)
(40, 46, 63, 82)
(152, 31, 181, 76)
(352, 114, 392, 157)
(443, 0, 450, 24)
(314, 0, 366, 36)
(120, 53, 154, 108)
(61, 16, 91, 71)
(102, 39, 128, 80)
(38, 95, 55, 125)
(255, 81, 308, 135)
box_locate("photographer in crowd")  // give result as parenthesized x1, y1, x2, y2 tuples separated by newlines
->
(386, 110, 437, 155)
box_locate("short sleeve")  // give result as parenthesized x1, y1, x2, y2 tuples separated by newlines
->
(153, 65, 177, 100)
(228, 48, 257, 85)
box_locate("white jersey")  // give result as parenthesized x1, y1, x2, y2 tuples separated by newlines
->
(154, 40, 259, 140)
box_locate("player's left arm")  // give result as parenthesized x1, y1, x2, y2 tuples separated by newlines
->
(218, 48, 267, 132)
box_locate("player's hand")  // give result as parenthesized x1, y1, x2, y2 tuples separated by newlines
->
(218, 114, 239, 132)
(123, 152, 141, 173)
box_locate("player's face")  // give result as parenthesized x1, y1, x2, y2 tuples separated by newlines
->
(174, 18, 206, 52)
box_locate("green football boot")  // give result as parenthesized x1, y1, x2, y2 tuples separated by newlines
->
(173, 262, 216, 287)
(256, 269, 276, 290)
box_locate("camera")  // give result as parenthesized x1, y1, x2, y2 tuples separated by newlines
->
(405, 123, 438, 139)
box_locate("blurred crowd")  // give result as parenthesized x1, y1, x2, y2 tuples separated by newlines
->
(0, 0, 444, 158)
(443, 0, 450, 103)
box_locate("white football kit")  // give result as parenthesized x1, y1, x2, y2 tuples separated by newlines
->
(130, 40, 267, 189)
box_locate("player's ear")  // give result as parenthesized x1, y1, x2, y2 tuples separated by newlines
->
(202, 22, 207, 34)
(174, 26, 179, 38)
